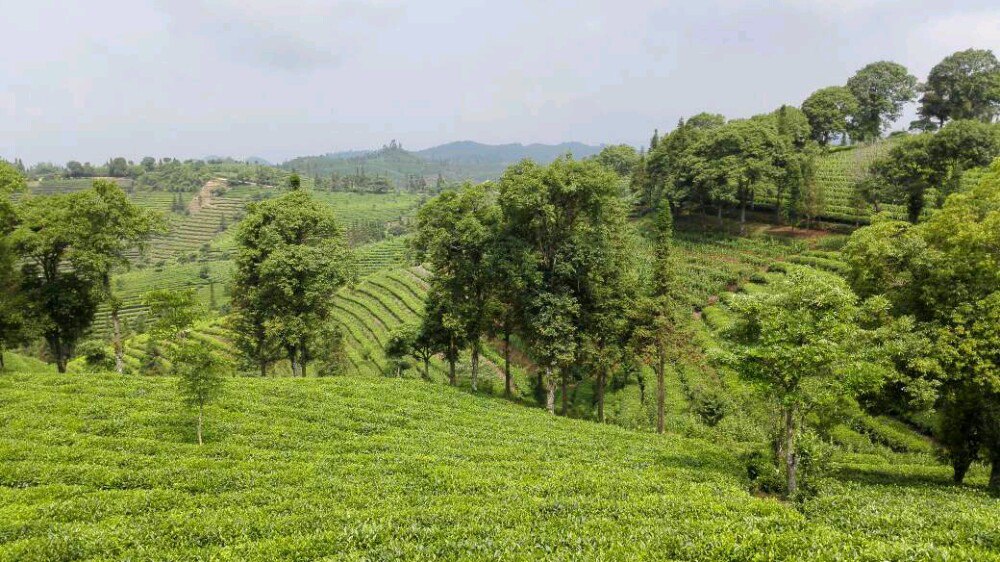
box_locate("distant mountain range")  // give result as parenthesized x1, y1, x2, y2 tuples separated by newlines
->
(280, 141, 605, 186)
(415, 141, 603, 165)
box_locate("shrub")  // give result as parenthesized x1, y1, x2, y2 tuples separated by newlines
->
(691, 389, 730, 427)
(76, 340, 114, 372)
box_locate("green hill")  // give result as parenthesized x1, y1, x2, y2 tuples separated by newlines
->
(0, 371, 996, 561)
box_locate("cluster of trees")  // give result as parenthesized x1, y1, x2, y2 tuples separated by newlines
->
(843, 162, 1000, 492)
(624, 49, 998, 226)
(0, 161, 163, 372)
(863, 119, 1000, 222)
(228, 175, 355, 378)
(632, 107, 817, 231)
(393, 157, 686, 431)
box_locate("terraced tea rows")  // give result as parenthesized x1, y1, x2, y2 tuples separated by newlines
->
(2, 368, 997, 560)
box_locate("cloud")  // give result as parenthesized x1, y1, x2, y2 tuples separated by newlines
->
(153, 0, 404, 72)
(906, 9, 1000, 73)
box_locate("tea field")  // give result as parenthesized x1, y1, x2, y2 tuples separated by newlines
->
(0, 371, 997, 561)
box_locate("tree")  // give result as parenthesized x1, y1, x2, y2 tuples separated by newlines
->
(80, 180, 162, 373)
(645, 113, 725, 213)
(577, 193, 640, 421)
(65, 161, 85, 178)
(725, 268, 889, 497)
(592, 144, 640, 177)
(412, 183, 501, 392)
(801, 86, 859, 146)
(631, 204, 686, 432)
(107, 157, 130, 177)
(385, 325, 415, 377)
(231, 190, 354, 377)
(144, 288, 201, 340)
(0, 162, 27, 368)
(142, 288, 202, 375)
(498, 157, 625, 413)
(918, 48, 1000, 126)
(844, 165, 1000, 491)
(867, 134, 934, 222)
(11, 180, 161, 372)
(846, 61, 918, 141)
(174, 341, 228, 446)
(867, 121, 999, 221)
(385, 322, 439, 380)
(683, 118, 787, 233)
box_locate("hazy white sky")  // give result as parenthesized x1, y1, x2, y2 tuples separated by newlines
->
(2, 0, 999, 164)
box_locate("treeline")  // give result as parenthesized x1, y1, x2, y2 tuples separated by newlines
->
(27, 156, 291, 193)
(621, 48, 999, 226)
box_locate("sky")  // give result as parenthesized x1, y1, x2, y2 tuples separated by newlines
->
(2, 0, 999, 165)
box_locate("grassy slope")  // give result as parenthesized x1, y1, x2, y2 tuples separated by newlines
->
(0, 371, 997, 561)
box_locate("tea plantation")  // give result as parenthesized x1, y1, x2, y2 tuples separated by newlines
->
(0, 371, 997, 561)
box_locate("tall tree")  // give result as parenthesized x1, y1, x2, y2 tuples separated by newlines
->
(846, 61, 918, 141)
(918, 48, 1000, 126)
(683, 118, 787, 233)
(631, 204, 685, 433)
(726, 268, 890, 497)
(412, 183, 501, 392)
(498, 157, 623, 413)
(231, 190, 354, 377)
(0, 162, 27, 368)
(11, 180, 160, 372)
(79, 180, 162, 373)
(801, 86, 859, 146)
(844, 164, 1000, 491)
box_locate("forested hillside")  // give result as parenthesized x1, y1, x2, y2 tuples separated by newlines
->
(2, 45, 1000, 561)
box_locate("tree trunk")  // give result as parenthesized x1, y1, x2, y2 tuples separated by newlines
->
(470, 339, 479, 392)
(423, 357, 430, 381)
(448, 357, 457, 386)
(259, 358, 267, 378)
(952, 455, 973, 484)
(717, 205, 723, 226)
(545, 366, 556, 414)
(784, 406, 798, 498)
(197, 403, 204, 446)
(739, 201, 747, 235)
(503, 331, 512, 398)
(597, 369, 606, 423)
(0, 350, 5, 370)
(112, 308, 124, 374)
(561, 370, 568, 416)
(990, 448, 1000, 494)
(290, 345, 302, 378)
(656, 350, 665, 435)
(56, 343, 67, 374)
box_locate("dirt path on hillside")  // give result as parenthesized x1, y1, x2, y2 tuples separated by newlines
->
(187, 178, 227, 214)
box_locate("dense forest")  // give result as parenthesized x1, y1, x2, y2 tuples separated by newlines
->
(2, 47, 1000, 560)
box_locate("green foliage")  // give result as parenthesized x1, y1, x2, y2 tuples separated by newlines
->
(11, 180, 162, 371)
(725, 267, 893, 496)
(845, 162, 1000, 489)
(918, 48, 1000, 125)
(592, 144, 640, 177)
(75, 339, 114, 372)
(846, 61, 918, 141)
(802, 86, 859, 146)
(144, 288, 202, 339)
(231, 190, 355, 377)
(172, 340, 229, 445)
(3, 372, 997, 559)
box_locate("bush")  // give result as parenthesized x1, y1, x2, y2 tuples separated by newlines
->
(691, 389, 730, 427)
(76, 340, 114, 371)
(743, 449, 784, 495)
